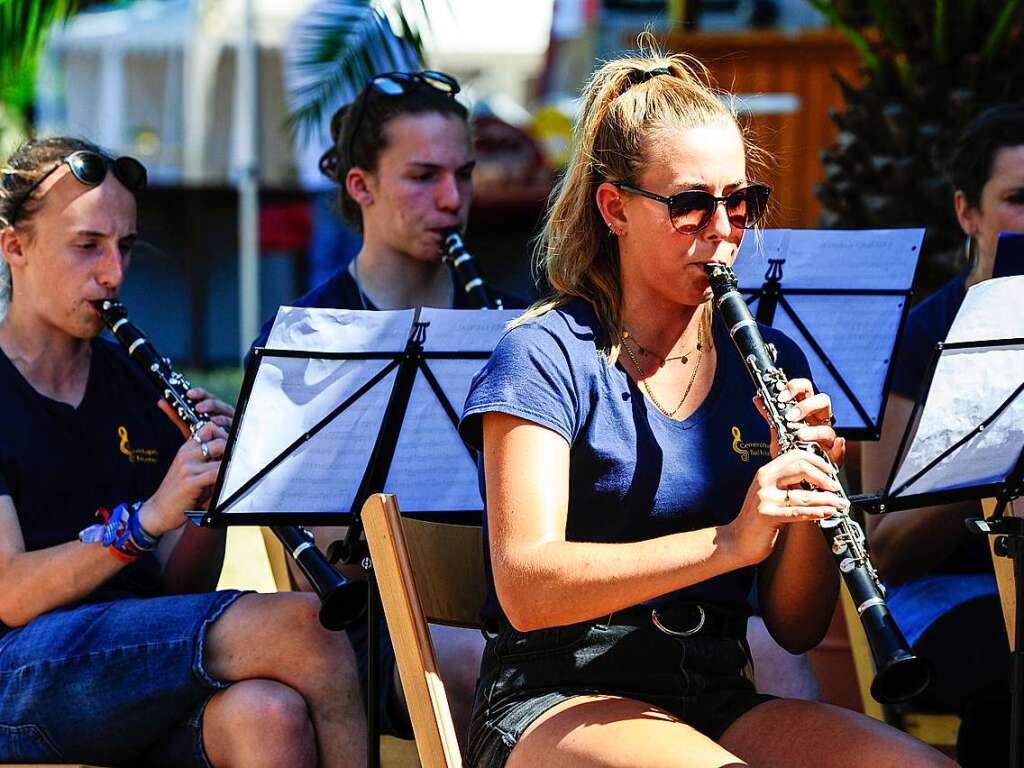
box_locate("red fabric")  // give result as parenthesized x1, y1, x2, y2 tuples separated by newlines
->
(260, 201, 312, 251)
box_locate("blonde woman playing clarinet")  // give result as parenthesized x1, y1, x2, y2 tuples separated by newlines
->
(457, 50, 955, 768)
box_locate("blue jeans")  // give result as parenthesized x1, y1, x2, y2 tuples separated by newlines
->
(0, 591, 245, 766)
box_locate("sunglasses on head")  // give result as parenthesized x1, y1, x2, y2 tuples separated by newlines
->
(8, 151, 148, 225)
(345, 70, 460, 168)
(614, 182, 770, 235)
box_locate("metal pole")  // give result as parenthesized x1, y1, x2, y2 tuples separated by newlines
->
(237, 0, 260, 359)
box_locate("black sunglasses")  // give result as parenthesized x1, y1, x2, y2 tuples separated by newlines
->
(345, 70, 460, 168)
(614, 181, 770, 235)
(8, 151, 147, 225)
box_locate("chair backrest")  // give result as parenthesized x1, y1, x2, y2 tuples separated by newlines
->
(362, 493, 485, 768)
(982, 496, 1018, 649)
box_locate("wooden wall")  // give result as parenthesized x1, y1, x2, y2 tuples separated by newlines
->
(664, 30, 863, 228)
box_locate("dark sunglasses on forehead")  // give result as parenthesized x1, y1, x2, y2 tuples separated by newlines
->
(7, 150, 147, 225)
(614, 181, 771, 235)
(345, 70, 460, 168)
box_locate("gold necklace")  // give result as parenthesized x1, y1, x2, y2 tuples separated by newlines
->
(622, 331, 702, 366)
(622, 317, 705, 419)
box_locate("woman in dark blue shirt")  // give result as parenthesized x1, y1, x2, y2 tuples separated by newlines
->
(459, 52, 952, 768)
(863, 102, 1024, 767)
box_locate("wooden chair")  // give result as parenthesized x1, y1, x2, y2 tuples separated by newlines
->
(361, 493, 487, 768)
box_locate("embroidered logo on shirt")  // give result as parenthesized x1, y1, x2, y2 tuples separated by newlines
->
(118, 426, 159, 464)
(731, 426, 769, 462)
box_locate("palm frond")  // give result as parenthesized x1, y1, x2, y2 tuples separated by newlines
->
(804, 0, 881, 74)
(0, 0, 77, 104)
(981, 0, 1023, 61)
(285, 0, 433, 141)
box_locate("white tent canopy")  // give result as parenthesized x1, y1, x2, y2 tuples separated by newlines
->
(37, 0, 317, 187)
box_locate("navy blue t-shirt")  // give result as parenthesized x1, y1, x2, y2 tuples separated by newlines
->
(459, 299, 812, 629)
(252, 266, 528, 348)
(0, 338, 183, 619)
(890, 272, 968, 400)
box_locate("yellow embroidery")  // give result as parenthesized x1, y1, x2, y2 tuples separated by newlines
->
(731, 426, 770, 463)
(117, 426, 159, 464)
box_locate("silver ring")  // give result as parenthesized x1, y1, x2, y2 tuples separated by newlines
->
(199, 441, 210, 460)
(785, 489, 791, 506)
(191, 431, 203, 444)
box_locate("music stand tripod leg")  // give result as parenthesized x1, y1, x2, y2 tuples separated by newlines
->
(367, 559, 381, 768)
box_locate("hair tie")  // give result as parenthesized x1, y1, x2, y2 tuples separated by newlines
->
(624, 66, 673, 90)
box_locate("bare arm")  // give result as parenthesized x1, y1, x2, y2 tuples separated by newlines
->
(484, 411, 845, 633)
(861, 394, 977, 585)
(0, 497, 132, 626)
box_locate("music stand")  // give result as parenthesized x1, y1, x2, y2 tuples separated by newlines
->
(857, 276, 1024, 767)
(194, 305, 520, 768)
(733, 228, 924, 438)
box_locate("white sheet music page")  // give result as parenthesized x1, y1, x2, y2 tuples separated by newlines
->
(216, 307, 519, 519)
(217, 308, 414, 516)
(891, 276, 1024, 498)
(384, 308, 521, 513)
(734, 229, 923, 434)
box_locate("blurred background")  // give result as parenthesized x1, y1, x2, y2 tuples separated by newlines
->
(5, 0, 1022, 369)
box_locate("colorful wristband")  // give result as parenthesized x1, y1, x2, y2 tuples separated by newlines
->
(79, 502, 161, 561)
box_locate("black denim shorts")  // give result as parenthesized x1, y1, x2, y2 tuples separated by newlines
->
(466, 603, 773, 768)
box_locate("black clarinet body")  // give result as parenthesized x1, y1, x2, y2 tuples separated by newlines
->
(442, 230, 504, 309)
(96, 299, 358, 631)
(704, 264, 930, 704)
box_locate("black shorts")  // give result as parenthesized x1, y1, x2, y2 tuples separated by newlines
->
(467, 603, 772, 768)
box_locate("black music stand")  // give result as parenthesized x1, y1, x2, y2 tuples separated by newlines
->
(195, 306, 518, 768)
(855, 275, 1024, 766)
(733, 228, 924, 439)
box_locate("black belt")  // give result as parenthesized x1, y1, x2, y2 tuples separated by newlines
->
(602, 603, 748, 639)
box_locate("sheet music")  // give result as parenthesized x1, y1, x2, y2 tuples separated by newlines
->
(218, 354, 395, 513)
(217, 307, 517, 518)
(265, 306, 415, 352)
(734, 228, 921, 290)
(891, 276, 1024, 497)
(769, 294, 904, 429)
(735, 229, 921, 433)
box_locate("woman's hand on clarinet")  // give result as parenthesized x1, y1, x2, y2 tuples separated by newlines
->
(755, 378, 846, 466)
(723, 449, 850, 567)
(138, 421, 228, 536)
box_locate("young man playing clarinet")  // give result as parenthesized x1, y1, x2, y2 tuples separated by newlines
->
(0, 136, 366, 767)
(252, 70, 527, 746)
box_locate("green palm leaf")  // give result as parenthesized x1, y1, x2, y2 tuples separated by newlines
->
(286, 0, 433, 140)
(0, 0, 77, 107)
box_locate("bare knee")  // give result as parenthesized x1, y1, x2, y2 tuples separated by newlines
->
(204, 680, 316, 768)
(205, 593, 359, 687)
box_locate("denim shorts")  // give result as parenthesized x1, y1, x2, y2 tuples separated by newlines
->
(0, 590, 246, 767)
(467, 603, 773, 768)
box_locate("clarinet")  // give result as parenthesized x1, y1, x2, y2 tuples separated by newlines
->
(704, 264, 930, 704)
(95, 299, 357, 631)
(442, 230, 504, 309)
